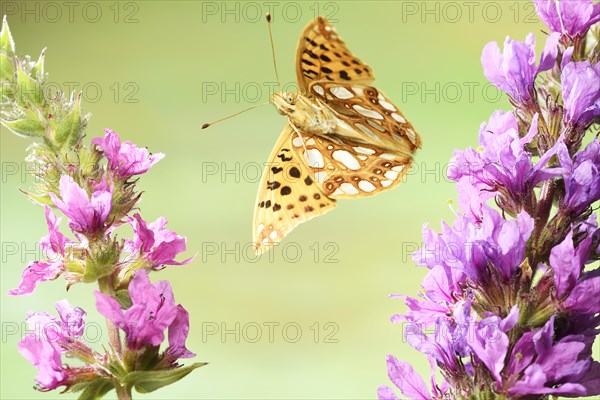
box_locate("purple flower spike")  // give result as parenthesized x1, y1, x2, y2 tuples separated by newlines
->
(50, 175, 112, 235)
(127, 213, 193, 268)
(92, 129, 164, 178)
(481, 32, 559, 103)
(95, 269, 193, 355)
(561, 61, 600, 126)
(534, 0, 600, 36)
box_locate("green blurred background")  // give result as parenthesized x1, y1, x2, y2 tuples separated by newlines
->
(1, 1, 596, 399)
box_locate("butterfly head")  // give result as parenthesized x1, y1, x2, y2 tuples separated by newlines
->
(271, 91, 298, 115)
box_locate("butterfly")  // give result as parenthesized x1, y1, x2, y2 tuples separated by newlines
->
(245, 17, 420, 254)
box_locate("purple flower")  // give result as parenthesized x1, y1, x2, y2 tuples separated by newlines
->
(378, 354, 447, 400)
(469, 306, 519, 385)
(481, 32, 559, 103)
(558, 138, 600, 214)
(17, 300, 86, 390)
(549, 227, 599, 315)
(95, 269, 193, 354)
(377, 355, 431, 400)
(127, 213, 193, 268)
(49, 175, 112, 234)
(561, 61, 600, 126)
(9, 206, 70, 296)
(391, 265, 466, 326)
(92, 129, 164, 178)
(167, 305, 195, 359)
(534, 0, 600, 36)
(449, 111, 564, 214)
(414, 204, 533, 283)
(509, 316, 600, 397)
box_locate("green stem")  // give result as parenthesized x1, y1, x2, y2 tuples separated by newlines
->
(114, 382, 132, 400)
(531, 180, 556, 266)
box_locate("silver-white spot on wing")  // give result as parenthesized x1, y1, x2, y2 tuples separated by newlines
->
(358, 180, 376, 192)
(353, 146, 376, 155)
(384, 170, 399, 180)
(340, 182, 359, 195)
(304, 149, 324, 168)
(391, 113, 406, 123)
(353, 104, 384, 120)
(330, 86, 354, 99)
(332, 150, 360, 170)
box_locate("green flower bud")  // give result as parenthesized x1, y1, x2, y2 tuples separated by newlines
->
(83, 240, 122, 282)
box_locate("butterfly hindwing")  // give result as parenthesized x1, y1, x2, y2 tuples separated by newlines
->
(309, 82, 422, 153)
(290, 133, 413, 199)
(253, 125, 336, 254)
(295, 17, 375, 92)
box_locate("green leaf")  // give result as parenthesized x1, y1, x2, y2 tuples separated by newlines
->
(30, 48, 45, 80)
(0, 15, 15, 55)
(0, 53, 14, 82)
(55, 93, 83, 146)
(71, 378, 114, 400)
(15, 60, 45, 106)
(1, 118, 45, 137)
(123, 363, 207, 394)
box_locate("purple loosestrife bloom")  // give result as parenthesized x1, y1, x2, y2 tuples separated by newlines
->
(18, 300, 86, 390)
(391, 265, 466, 326)
(469, 306, 519, 385)
(95, 269, 193, 352)
(166, 305, 195, 359)
(448, 111, 564, 214)
(481, 32, 559, 103)
(92, 129, 164, 178)
(49, 175, 112, 235)
(127, 213, 193, 268)
(9, 206, 70, 296)
(561, 61, 600, 126)
(415, 204, 534, 283)
(558, 138, 600, 214)
(550, 229, 599, 315)
(378, 354, 447, 400)
(508, 316, 600, 397)
(534, 0, 600, 36)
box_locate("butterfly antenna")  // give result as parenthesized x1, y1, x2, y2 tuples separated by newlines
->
(201, 101, 270, 129)
(266, 12, 282, 91)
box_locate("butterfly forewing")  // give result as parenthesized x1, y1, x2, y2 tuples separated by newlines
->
(295, 17, 375, 92)
(253, 125, 336, 254)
